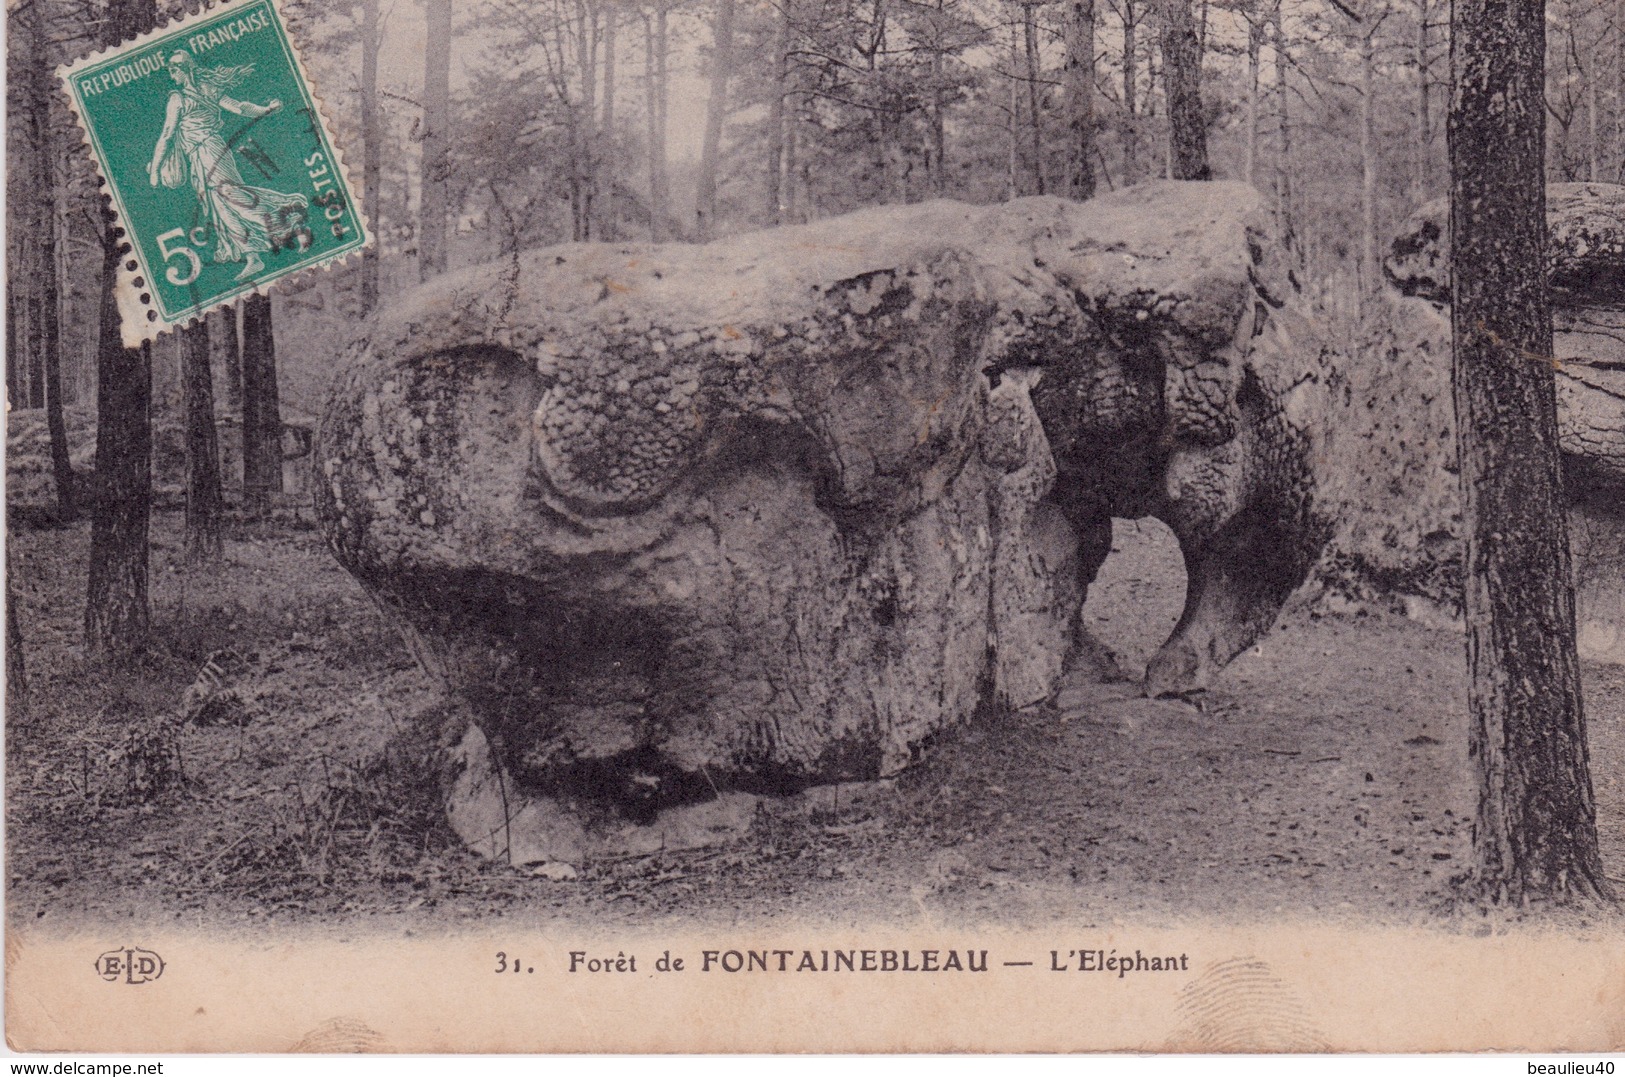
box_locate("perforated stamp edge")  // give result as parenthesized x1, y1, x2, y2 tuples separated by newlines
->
(56, 0, 371, 347)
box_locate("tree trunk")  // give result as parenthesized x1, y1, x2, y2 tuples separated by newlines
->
(1064, 0, 1097, 200)
(601, 4, 619, 240)
(240, 294, 282, 517)
(645, 12, 662, 240)
(653, 5, 672, 239)
(568, 112, 587, 242)
(1023, 0, 1047, 196)
(85, 0, 157, 664)
(1123, 0, 1139, 182)
(25, 261, 44, 409)
(766, 0, 789, 222)
(785, 56, 803, 219)
(210, 306, 242, 420)
(1245, 8, 1261, 184)
(1152, 38, 1169, 177)
(6, 544, 24, 698)
(930, 0, 948, 196)
(1159, 0, 1210, 180)
(1360, 25, 1377, 294)
(1008, 19, 1021, 198)
(1616, 0, 1624, 178)
(360, 0, 381, 313)
(41, 230, 74, 521)
(1449, 0, 1613, 906)
(419, 0, 452, 280)
(86, 251, 153, 660)
(1587, 67, 1600, 183)
(12, 269, 29, 412)
(27, 19, 75, 521)
(1414, 0, 1431, 198)
(1273, 0, 1296, 257)
(695, 0, 737, 241)
(21, 0, 74, 519)
(576, 1, 600, 242)
(5, 285, 19, 409)
(179, 322, 223, 562)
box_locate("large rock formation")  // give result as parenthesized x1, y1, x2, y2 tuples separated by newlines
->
(1385, 182, 1625, 310)
(315, 182, 1333, 857)
(1340, 182, 1625, 661)
(1381, 182, 1625, 495)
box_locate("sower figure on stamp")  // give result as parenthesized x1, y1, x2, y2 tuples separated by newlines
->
(148, 51, 310, 281)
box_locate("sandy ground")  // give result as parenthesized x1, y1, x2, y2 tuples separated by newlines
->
(7, 513, 1623, 934)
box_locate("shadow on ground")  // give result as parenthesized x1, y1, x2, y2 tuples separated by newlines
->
(7, 514, 1622, 932)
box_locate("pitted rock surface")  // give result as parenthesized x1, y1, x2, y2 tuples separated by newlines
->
(316, 182, 1335, 856)
(1326, 186, 1625, 665)
(1384, 182, 1625, 307)
(1368, 182, 1625, 503)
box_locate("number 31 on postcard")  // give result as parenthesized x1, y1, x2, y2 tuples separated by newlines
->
(59, 0, 368, 346)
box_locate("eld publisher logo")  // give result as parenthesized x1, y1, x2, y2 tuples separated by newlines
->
(94, 947, 165, 985)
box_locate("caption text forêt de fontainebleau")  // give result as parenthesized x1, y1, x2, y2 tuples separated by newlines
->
(491, 946, 1191, 978)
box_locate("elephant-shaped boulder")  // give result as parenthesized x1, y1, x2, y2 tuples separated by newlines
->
(314, 182, 1332, 859)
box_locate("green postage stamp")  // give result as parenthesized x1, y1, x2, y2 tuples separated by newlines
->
(59, 0, 368, 345)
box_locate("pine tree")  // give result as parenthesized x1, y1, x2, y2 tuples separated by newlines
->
(1449, 0, 1614, 905)
(180, 321, 223, 562)
(84, 0, 158, 662)
(240, 294, 282, 518)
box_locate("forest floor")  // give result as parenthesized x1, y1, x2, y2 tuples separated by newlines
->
(7, 512, 1625, 936)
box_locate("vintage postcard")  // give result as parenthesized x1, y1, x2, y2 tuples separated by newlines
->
(56, 0, 367, 345)
(6, 0, 1625, 1056)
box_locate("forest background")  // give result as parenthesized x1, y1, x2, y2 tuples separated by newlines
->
(9, 0, 1624, 437)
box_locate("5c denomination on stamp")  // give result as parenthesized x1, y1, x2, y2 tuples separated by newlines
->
(58, 0, 368, 345)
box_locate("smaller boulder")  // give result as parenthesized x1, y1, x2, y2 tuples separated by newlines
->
(1384, 182, 1625, 307)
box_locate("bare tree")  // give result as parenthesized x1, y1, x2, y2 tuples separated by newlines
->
(240, 294, 282, 518)
(695, 0, 738, 240)
(360, 0, 382, 312)
(208, 306, 242, 418)
(927, 0, 949, 197)
(575, 0, 601, 240)
(5, 285, 18, 409)
(7, 531, 25, 698)
(179, 321, 223, 562)
(1244, 3, 1262, 184)
(1355, 1, 1391, 293)
(1121, 0, 1141, 181)
(1413, 0, 1433, 197)
(766, 0, 791, 220)
(19, 0, 76, 521)
(419, 0, 452, 279)
(644, 3, 671, 239)
(1272, 0, 1296, 255)
(1065, 0, 1098, 199)
(1021, 0, 1047, 195)
(1008, 17, 1021, 196)
(601, 1, 620, 240)
(1449, 0, 1613, 905)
